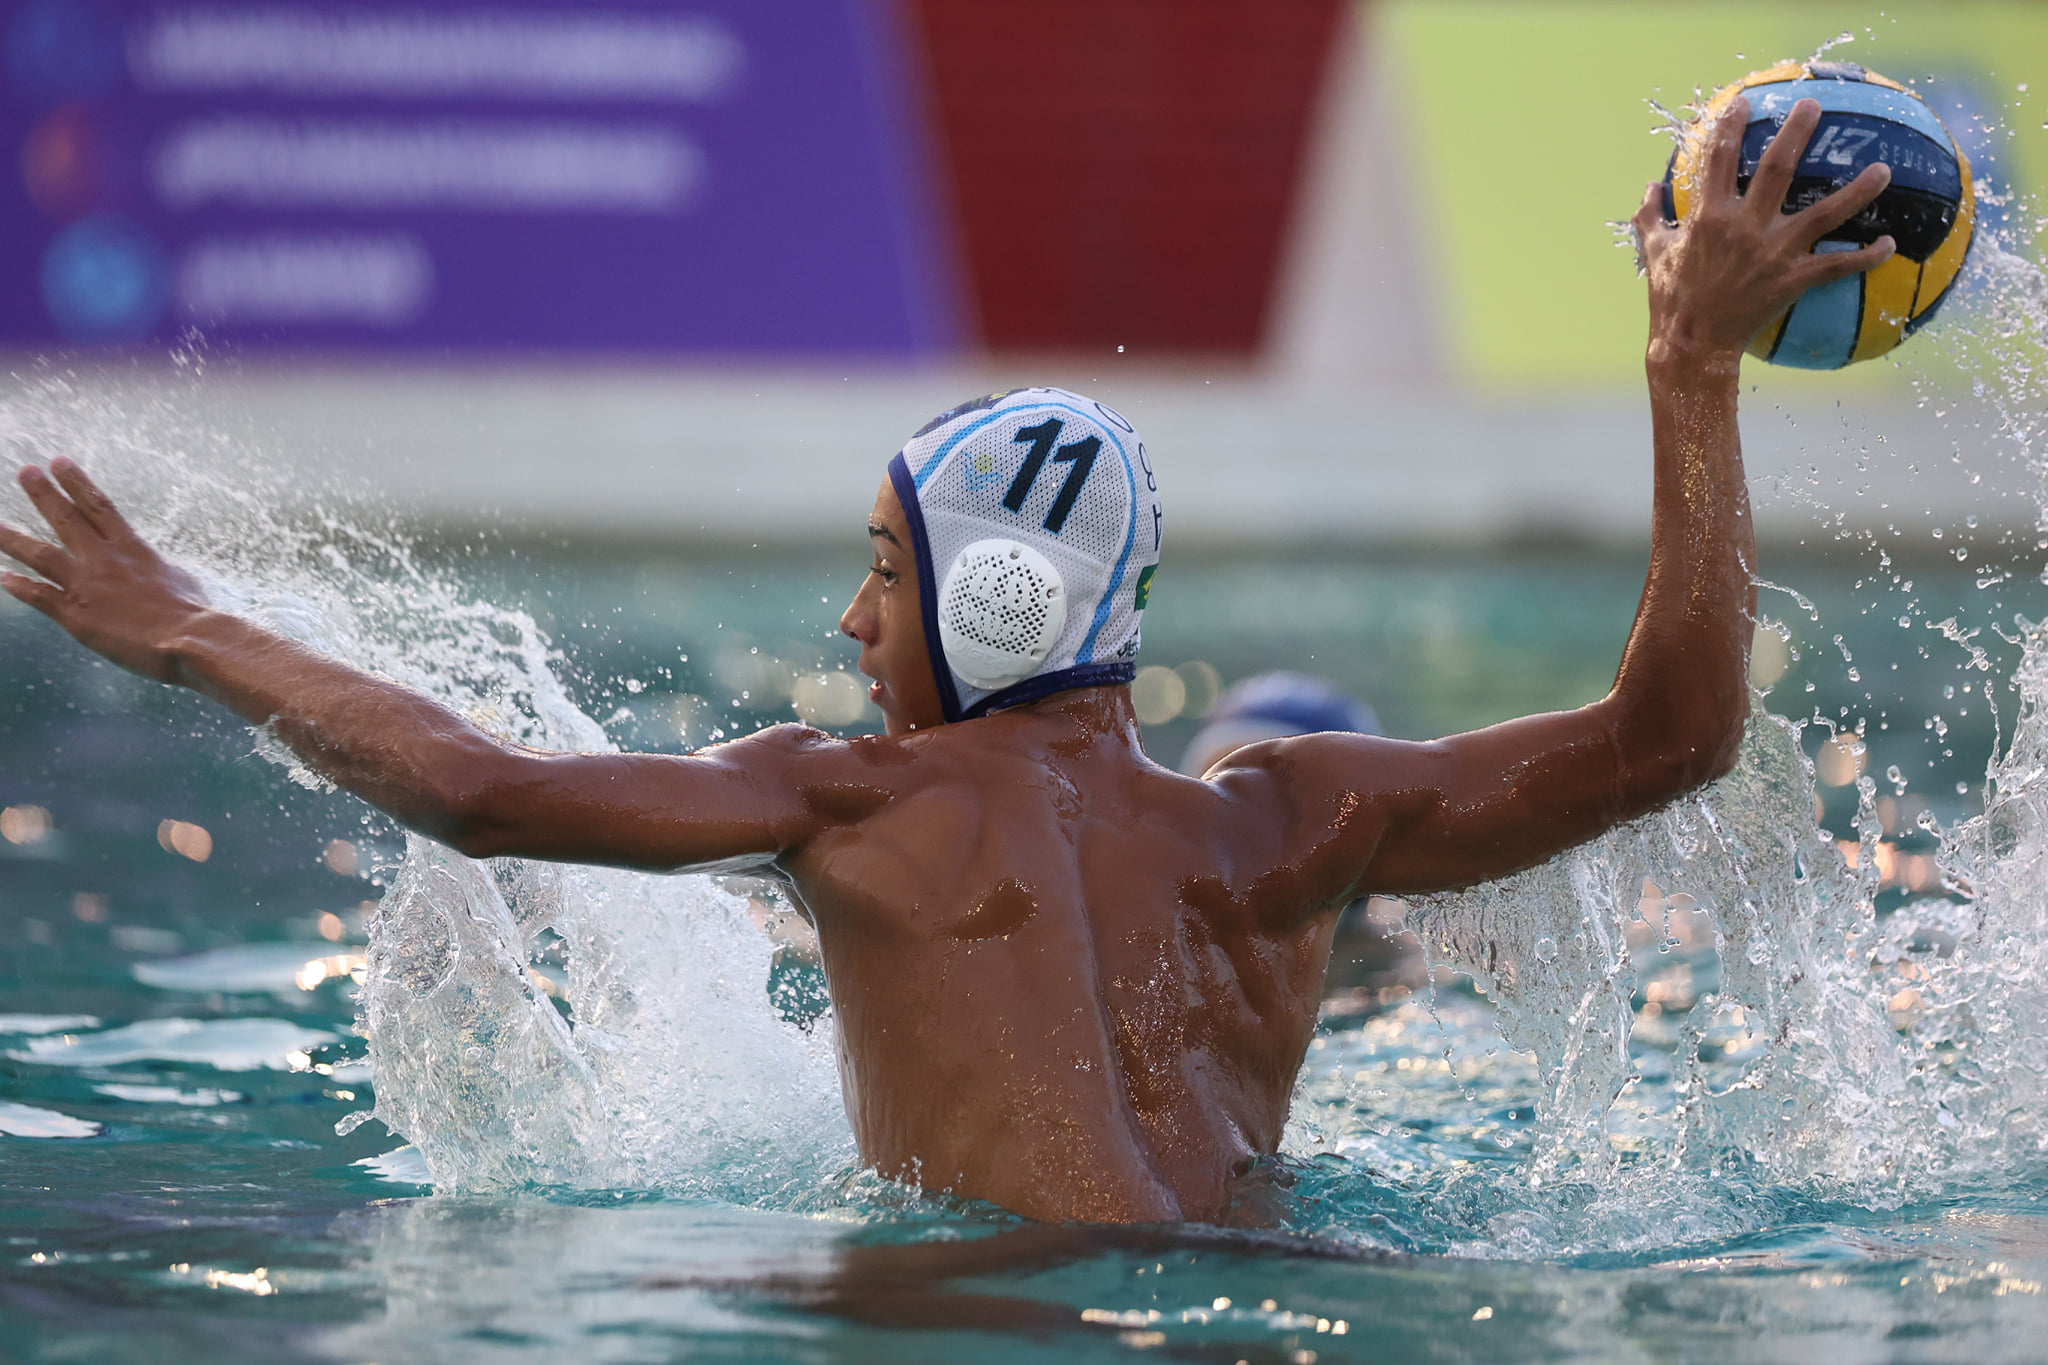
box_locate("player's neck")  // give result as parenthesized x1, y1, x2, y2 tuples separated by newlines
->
(1009, 685, 1142, 751)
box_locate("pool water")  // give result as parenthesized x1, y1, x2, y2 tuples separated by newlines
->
(9, 951, 2048, 1363)
(6, 237, 2048, 1360)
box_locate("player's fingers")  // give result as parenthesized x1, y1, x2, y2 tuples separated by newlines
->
(0, 521, 74, 584)
(1632, 182, 1673, 269)
(1804, 235, 1896, 287)
(1634, 180, 1667, 229)
(48, 457, 134, 540)
(1750, 99, 1822, 213)
(0, 570, 61, 617)
(1791, 161, 1891, 247)
(1701, 95, 1750, 199)
(16, 464, 94, 550)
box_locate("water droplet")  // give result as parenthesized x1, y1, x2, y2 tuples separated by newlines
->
(1533, 936, 1558, 963)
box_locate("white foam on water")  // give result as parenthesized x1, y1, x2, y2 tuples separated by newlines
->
(133, 942, 342, 994)
(9, 1017, 338, 1072)
(0, 1099, 101, 1138)
(94, 1083, 245, 1106)
(0, 1014, 101, 1035)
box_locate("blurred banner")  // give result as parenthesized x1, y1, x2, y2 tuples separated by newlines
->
(0, 0, 956, 352)
(2, 0, 2041, 371)
(0, 0, 1349, 358)
(908, 0, 1343, 356)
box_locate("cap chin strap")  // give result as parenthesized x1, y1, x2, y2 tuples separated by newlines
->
(889, 453, 965, 722)
(959, 660, 1137, 720)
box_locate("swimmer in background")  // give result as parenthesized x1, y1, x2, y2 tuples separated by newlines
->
(1178, 673, 1424, 1009)
(1175, 672, 1383, 783)
(0, 100, 1894, 1224)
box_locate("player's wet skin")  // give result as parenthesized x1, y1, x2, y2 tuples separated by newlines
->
(0, 99, 1896, 1223)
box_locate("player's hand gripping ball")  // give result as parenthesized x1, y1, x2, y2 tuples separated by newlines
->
(1663, 60, 1974, 369)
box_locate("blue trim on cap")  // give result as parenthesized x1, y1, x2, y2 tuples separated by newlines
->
(887, 452, 964, 723)
(962, 662, 1136, 720)
(912, 407, 1015, 489)
(1075, 432, 1140, 664)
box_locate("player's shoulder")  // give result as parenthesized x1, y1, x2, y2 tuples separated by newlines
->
(722, 721, 840, 752)
(1198, 728, 1392, 781)
(1196, 729, 1430, 819)
(712, 721, 872, 767)
(697, 721, 831, 764)
(715, 721, 952, 784)
(732, 722, 990, 840)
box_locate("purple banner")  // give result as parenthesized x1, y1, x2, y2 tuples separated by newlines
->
(0, 0, 956, 353)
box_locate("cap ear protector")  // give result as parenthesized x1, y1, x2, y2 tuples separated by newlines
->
(937, 538, 1067, 691)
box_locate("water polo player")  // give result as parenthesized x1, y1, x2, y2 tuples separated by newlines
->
(0, 98, 1897, 1223)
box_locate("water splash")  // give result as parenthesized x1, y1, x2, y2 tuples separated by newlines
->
(1810, 31, 1858, 63)
(359, 848, 851, 1200)
(1339, 216, 2048, 1251)
(0, 374, 854, 1206)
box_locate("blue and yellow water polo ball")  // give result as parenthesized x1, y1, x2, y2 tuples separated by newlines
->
(1662, 60, 1974, 369)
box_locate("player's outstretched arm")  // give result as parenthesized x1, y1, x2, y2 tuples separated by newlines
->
(1221, 96, 1894, 906)
(0, 458, 831, 872)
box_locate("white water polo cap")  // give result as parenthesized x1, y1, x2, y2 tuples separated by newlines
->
(888, 387, 1163, 722)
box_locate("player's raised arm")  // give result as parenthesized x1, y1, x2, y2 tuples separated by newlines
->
(0, 458, 838, 873)
(1219, 96, 1895, 906)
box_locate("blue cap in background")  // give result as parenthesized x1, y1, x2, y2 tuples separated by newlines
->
(1179, 671, 1380, 776)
